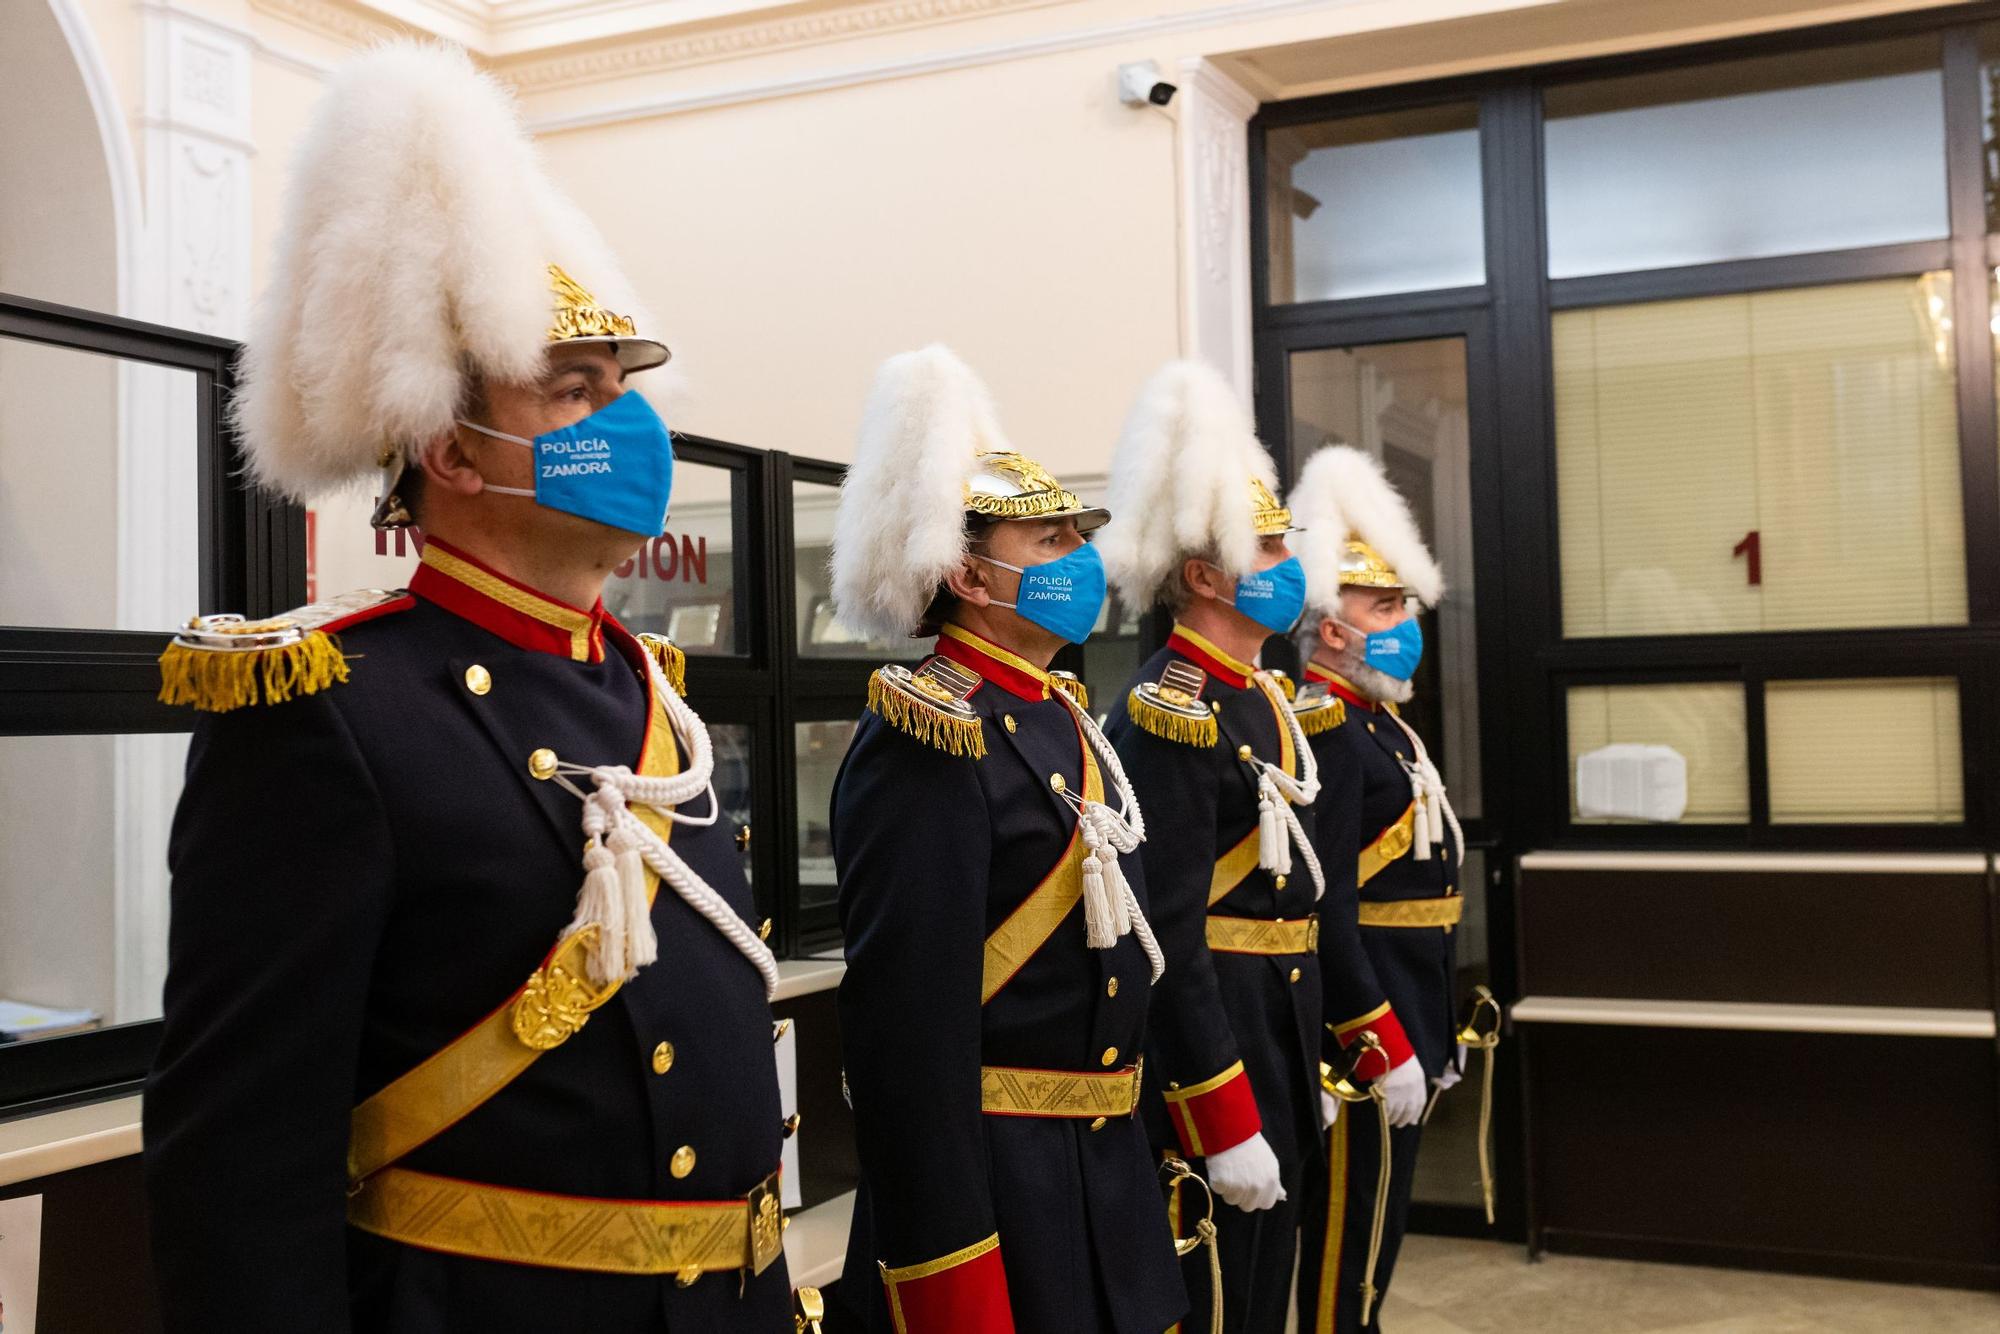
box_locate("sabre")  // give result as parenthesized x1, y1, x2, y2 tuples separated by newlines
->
(1323, 1030, 1394, 1327)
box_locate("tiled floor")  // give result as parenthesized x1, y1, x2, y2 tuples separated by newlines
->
(1351, 1235, 2000, 1333)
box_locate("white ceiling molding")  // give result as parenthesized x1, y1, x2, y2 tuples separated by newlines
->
(495, 0, 1071, 92)
(252, 0, 416, 49)
(523, 0, 1369, 133)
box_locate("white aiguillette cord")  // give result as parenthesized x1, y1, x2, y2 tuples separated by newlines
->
(1384, 707, 1463, 867)
(1051, 688, 1165, 985)
(550, 650, 780, 997)
(1244, 672, 1326, 901)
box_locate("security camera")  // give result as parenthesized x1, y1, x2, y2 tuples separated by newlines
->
(1118, 61, 1177, 107)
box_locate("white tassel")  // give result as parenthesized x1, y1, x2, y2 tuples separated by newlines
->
(1082, 848, 1116, 949)
(1257, 777, 1290, 875)
(569, 836, 626, 986)
(1413, 795, 1434, 862)
(614, 834, 655, 972)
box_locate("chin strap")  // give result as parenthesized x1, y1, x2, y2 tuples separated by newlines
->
(1245, 671, 1326, 900)
(1052, 688, 1165, 985)
(551, 653, 780, 997)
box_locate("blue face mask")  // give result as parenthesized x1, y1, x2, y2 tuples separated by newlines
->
(1231, 556, 1307, 636)
(461, 390, 675, 537)
(979, 542, 1107, 645)
(1360, 614, 1424, 681)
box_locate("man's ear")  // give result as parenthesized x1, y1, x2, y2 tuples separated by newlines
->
(1319, 615, 1346, 653)
(418, 426, 485, 498)
(1183, 557, 1224, 602)
(943, 554, 992, 606)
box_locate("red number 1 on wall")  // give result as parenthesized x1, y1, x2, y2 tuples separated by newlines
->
(1732, 530, 1762, 586)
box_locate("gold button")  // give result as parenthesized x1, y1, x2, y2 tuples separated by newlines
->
(1274, 874, 1288, 890)
(651, 1041, 675, 1075)
(758, 917, 773, 941)
(1004, 715, 1017, 733)
(463, 664, 491, 695)
(1050, 773, 1067, 793)
(1396, 750, 1406, 760)
(1089, 1116, 1107, 1132)
(1106, 977, 1119, 998)
(1210, 702, 1221, 714)
(1100, 1047, 1118, 1067)
(1366, 722, 1376, 734)
(1237, 744, 1253, 761)
(737, 825, 753, 852)
(528, 748, 558, 780)
(1290, 967, 1302, 983)
(671, 1145, 696, 1178)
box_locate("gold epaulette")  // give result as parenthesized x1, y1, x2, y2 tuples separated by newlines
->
(157, 588, 405, 714)
(1291, 683, 1348, 736)
(867, 656, 986, 759)
(1049, 670, 1089, 710)
(1266, 669, 1297, 702)
(1126, 660, 1217, 748)
(636, 633, 687, 696)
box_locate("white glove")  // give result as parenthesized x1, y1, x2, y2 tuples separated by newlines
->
(1431, 1043, 1468, 1094)
(1320, 1089, 1340, 1129)
(1378, 1058, 1428, 1129)
(1205, 1132, 1286, 1212)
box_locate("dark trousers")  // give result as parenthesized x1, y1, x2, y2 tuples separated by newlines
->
(1167, 1158, 1302, 1334)
(1295, 1109, 1422, 1334)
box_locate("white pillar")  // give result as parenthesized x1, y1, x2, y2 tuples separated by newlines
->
(1175, 57, 1261, 402)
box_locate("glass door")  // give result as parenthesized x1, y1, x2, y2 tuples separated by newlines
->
(1264, 318, 1513, 1225)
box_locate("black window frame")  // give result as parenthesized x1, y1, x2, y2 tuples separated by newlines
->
(1250, 2, 2000, 858)
(0, 293, 291, 1117)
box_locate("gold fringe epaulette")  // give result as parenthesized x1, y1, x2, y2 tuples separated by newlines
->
(157, 588, 405, 714)
(1125, 686, 1219, 748)
(1049, 671, 1089, 711)
(637, 633, 688, 696)
(1266, 669, 1297, 702)
(868, 661, 986, 759)
(1295, 697, 1347, 736)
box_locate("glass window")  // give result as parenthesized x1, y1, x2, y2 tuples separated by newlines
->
(1767, 678, 1962, 824)
(1567, 683, 1747, 824)
(1265, 103, 1484, 303)
(793, 476, 906, 659)
(0, 342, 200, 630)
(1411, 848, 1486, 1209)
(1285, 339, 1483, 818)
(795, 717, 855, 951)
(1555, 276, 1966, 637)
(1545, 41, 1947, 278)
(603, 455, 741, 655)
(707, 721, 755, 885)
(0, 733, 187, 1042)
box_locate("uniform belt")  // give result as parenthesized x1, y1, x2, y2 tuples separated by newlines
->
(346, 1166, 785, 1279)
(1205, 914, 1319, 954)
(1358, 896, 1462, 928)
(980, 1061, 1143, 1118)
(1357, 803, 1417, 887)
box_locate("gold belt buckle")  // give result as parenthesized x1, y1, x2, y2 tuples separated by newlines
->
(511, 925, 620, 1051)
(746, 1170, 784, 1275)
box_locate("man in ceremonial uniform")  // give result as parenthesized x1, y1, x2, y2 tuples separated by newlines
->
(144, 46, 791, 1332)
(1287, 446, 1465, 1334)
(1096, 361, 1326, 1334)
(827, 346, 1184, 1334)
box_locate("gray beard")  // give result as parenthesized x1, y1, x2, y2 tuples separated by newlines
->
(1319, 648, 1413, 706)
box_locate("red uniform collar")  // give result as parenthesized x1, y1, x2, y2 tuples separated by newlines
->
(1303, 660, 1374, 711)
(1167, 623, 1253, 690)
(410, 537, 610, 663)
(934, 623, 1053, 702)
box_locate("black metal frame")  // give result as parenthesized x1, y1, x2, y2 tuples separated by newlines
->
(0, 294, 289, 1114)
(1249, 0, 2000, 1239)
